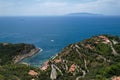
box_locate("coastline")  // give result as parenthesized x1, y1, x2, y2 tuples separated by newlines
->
(13, 48, 41, 63)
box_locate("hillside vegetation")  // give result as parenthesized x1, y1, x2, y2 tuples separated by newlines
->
(40, 35, 120, 80)
(0, 43, 41, 80)
(0, 35, 120, 80)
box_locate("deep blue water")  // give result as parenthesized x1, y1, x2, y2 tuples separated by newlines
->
(0, 16, 120, 66)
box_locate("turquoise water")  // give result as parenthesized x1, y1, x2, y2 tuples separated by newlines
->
(0, 16, 120, 66)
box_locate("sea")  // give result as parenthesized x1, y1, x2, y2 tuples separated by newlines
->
(0, 16, 120, 66)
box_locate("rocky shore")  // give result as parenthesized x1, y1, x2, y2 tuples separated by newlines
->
(13, 48, 40, 63)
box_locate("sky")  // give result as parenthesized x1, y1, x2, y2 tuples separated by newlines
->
(0, 0, 120, 16)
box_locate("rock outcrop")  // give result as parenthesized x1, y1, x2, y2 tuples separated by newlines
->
(0, 43, 40, 65)
(13, 48, 40, 63)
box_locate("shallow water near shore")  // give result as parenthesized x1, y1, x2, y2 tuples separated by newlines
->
(0, 16, 120, 66)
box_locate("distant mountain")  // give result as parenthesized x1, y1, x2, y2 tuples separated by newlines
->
(68, 13, 104, 16)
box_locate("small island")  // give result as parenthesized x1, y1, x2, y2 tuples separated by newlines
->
(67, 12, 104, 16)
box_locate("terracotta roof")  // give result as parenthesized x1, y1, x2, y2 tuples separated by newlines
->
(69, 64, 76, 73)
(112, 76, 120, 80)
(55, 59, 62, 63)
(28, 70, 38, 76)
(41, 61, 49, 71)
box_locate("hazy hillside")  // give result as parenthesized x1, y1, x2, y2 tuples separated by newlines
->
(68, 13, 103, 16)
